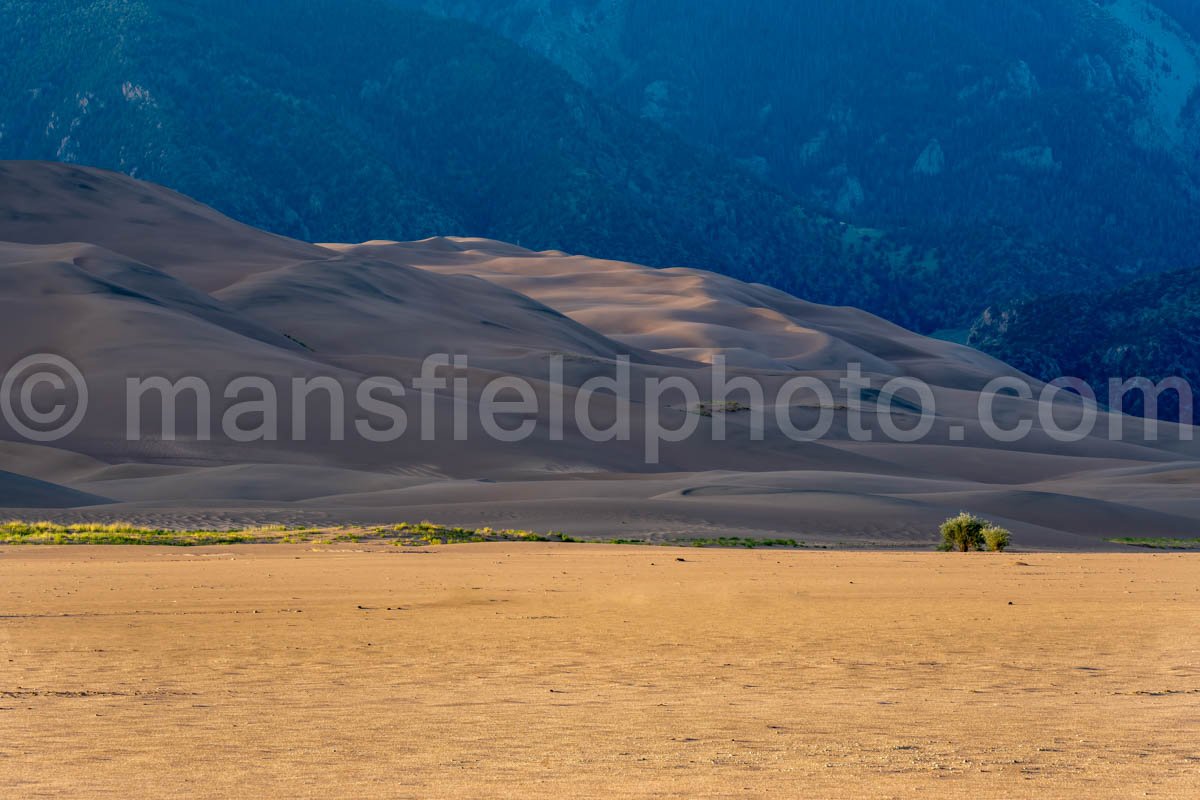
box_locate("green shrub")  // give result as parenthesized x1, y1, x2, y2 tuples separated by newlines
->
(939, 513, 986, 552)
(983, 526, 1012, 552)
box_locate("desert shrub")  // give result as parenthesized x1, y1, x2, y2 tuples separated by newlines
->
(939, 513, 986, 552)
(983, 526, 1012, 552)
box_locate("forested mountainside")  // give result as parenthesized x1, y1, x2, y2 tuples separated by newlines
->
(405, 0, 1200, 275)
(1, 0, 1109, 332)
(970, 265, 1200, 423)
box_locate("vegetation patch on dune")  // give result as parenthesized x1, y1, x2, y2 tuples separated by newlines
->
(691, 401, 750, 417)
(1107, 537, 1200, 550)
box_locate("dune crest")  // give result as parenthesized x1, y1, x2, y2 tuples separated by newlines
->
(1, 163, 1197, 548)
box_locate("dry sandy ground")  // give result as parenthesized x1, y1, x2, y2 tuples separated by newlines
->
(1, 544, 1197, 798)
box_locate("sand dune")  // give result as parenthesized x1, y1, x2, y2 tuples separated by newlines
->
(0, 470, 111, 508)
(214, 252, 664, 369)
(0, 161, 322, 291)
(329, 239, 1022, 388)
(0, 162, 1198, 548)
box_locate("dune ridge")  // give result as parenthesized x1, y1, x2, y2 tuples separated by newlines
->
(0, 162, 1198, 548)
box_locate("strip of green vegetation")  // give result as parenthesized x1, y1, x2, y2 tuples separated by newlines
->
(0, 520, 809, 550)
(0, 521, 304, 546)
(380, 527, 805, 549)
(608, 536, 804, 549)
(374, 523, 582, 547)
(1108, 537, 1200, 550)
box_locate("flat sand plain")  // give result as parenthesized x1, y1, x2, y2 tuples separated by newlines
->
(1, 544, 1197, 798)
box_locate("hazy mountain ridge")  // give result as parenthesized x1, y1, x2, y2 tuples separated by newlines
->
(0, 0, 1111, 333)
